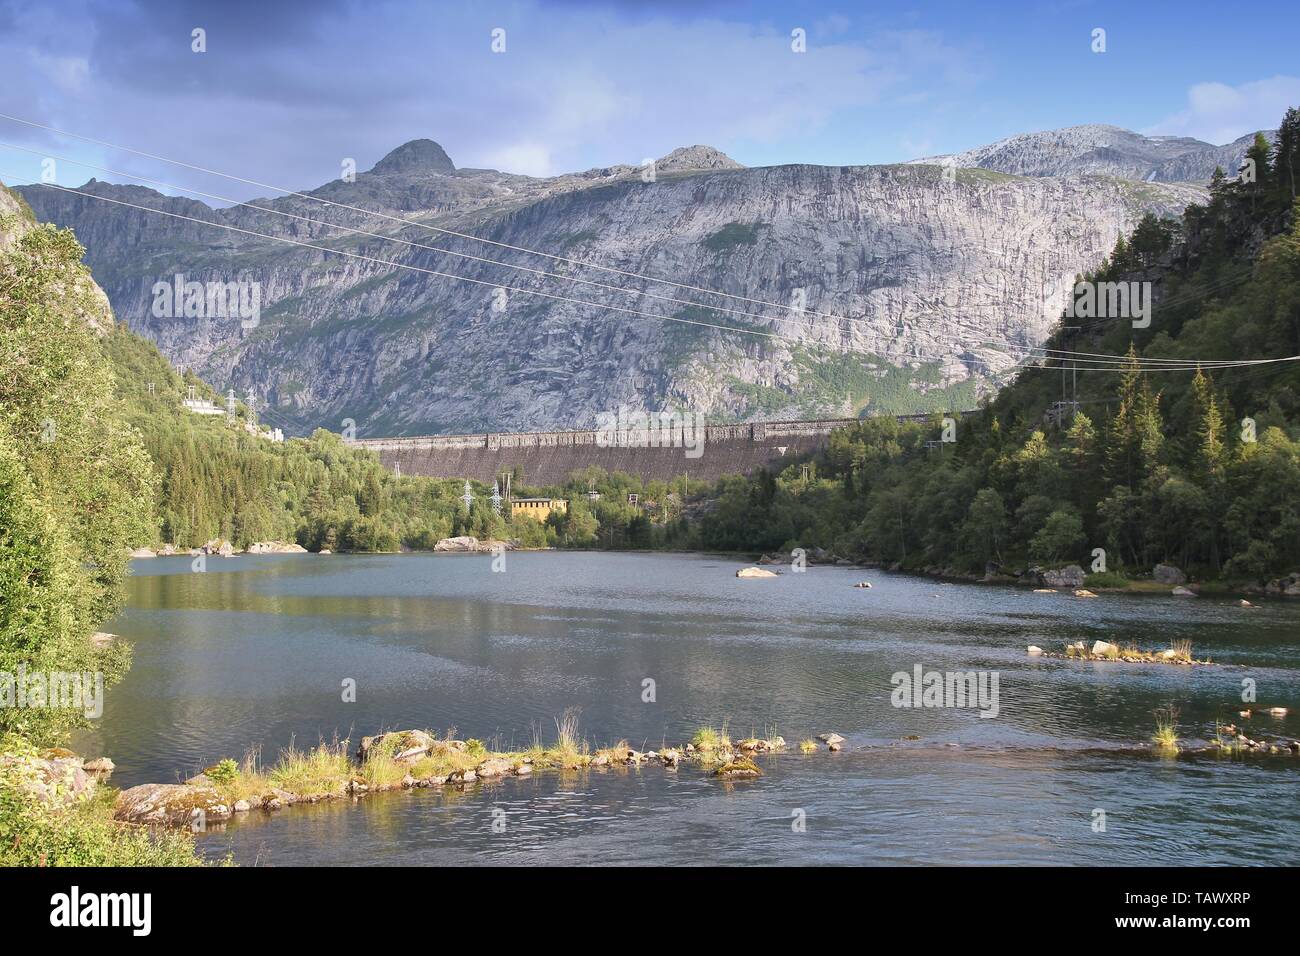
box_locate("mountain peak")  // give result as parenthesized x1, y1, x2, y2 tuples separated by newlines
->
(656, 145, 743, 172)
(369, 139, 456, 176)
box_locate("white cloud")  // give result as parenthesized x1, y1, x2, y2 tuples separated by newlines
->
(1147, 76, 1300, 144)
(479, 142, 554, 177)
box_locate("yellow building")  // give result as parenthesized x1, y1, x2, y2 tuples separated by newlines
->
(510, 497, 569, 521)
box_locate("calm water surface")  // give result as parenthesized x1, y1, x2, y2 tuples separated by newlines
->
(78, 552, 1300, 865)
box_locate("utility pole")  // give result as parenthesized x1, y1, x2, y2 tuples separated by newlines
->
(226, 389, 237, 423)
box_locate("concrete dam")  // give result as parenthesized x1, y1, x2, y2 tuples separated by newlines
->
(352, 416, 931, 486)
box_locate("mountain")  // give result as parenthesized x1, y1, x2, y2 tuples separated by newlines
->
(17, 132, 1201, 436)
(688, 120, 1300, 584)
(909, 125, 1271, 183)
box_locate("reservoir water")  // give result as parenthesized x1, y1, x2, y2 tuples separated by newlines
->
(80, 552, 1300, 865)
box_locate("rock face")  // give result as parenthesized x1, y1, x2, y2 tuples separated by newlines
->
(14, 128, 1199, 436)
(434, 535, 479, 552)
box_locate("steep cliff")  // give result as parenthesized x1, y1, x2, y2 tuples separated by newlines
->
(17, 135, 1201, 436)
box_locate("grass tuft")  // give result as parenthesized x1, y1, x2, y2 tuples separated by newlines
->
(1152, 705, 1180, 751)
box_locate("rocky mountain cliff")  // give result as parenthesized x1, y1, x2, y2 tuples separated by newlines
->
(16, 131, 1203, 436)
(910, 125, 1270, 183)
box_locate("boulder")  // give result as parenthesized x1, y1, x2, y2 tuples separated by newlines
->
(247, 541, 309, 554)
(82, 756, 115, 774)
(1073, 589, 1097, 598)
(1027, 645, 1044, 656)
(434, 536, 479, 552)
(853, 582, 873, 589)
(1152, 563, 1186, 585)
(1091, 640, 1118, 657)
(736, 566, 778, 578)
(1041, 565, 1086, 588)
(358, 729, 435, 764)
(1171, 586, 1196, 597)
(0, 752, 95, 808)
(818, 732, 845, 745)
(715, 759, 761, 778)
(1239, 599, 1255, 608)
(513, 763, 533, 775)
(476, 757, 512, 778)
(114, 783, 231, 825)
(319, 548, 332, 555)
(128, 547, 156, 559)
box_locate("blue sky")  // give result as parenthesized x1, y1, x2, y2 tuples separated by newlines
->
(0, 0, 1296, 200)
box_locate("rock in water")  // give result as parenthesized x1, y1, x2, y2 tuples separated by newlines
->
(736, 566, 778, 578)
(1042, 565, 1086, 588)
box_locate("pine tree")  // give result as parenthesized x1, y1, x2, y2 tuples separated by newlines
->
(1189, 367, 1226, 570)
(1273, 108, 1300, 202)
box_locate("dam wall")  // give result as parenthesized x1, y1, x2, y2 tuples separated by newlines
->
(352, 416, 933, 485)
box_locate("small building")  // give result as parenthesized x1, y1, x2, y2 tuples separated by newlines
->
(182, 398, 225, 416)
(510, 497, 568, 521)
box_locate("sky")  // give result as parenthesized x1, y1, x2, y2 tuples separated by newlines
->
(0, 0, 1297, 201)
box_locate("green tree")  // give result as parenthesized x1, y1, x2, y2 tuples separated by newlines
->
(963, 488, 1007, 564)
(0, 218, 151, 742)
(1029, 508, 1086, 565)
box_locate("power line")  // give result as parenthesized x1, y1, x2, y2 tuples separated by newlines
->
(0, 140, 845, 337)
(0, 110, 858, 326)
(7, 112, 1249, 372)
(3, 172, 805, 343)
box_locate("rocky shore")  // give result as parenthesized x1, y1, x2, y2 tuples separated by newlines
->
(108, 726, 826, 829)
(1028, 639, 1215, 666)
(129, 540, 308, 558)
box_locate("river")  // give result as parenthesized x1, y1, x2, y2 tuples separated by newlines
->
(77, 552, 1300, 865)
